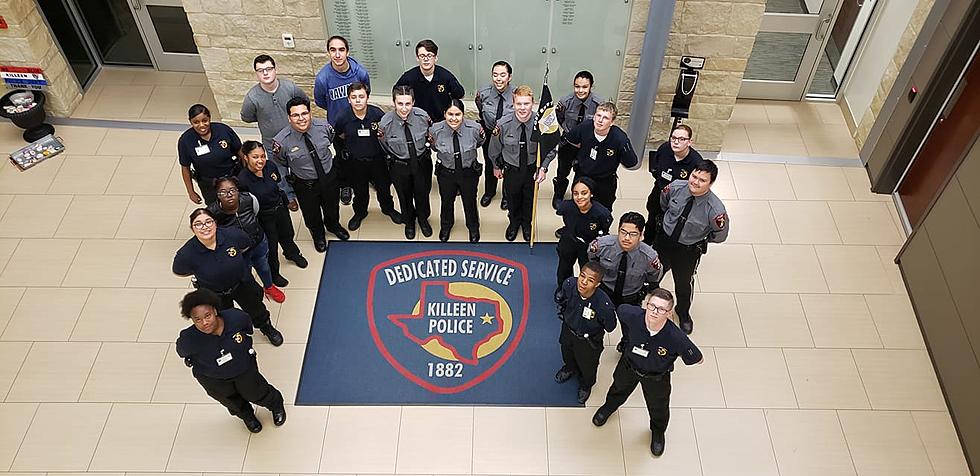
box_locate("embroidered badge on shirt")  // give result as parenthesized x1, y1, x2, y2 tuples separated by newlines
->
(270, 172, 279, 182)
(226, 247, 238, 257)
(437, 84, 446, 93)
(606, 148, 615, 156)
(715, 213, 727, 229)
(651, 257, 661, 270)
(679, 169, 689, 178)
(219, 140, 229, 149)
(232, 332, 243, 344)
(657, 346, 667, 356)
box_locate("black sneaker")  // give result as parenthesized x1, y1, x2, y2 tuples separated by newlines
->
(261, 325, 284, 346)
(577, 387, 591, 404)
(651, 431, 666, 456)
(340, 187, 354, 205)
(286, 254, 308, 269)
(555, 366, 576, 383)
(272, 274, 289, 287)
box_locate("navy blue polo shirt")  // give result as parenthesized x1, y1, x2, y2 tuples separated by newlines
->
(176, 308, 255, 379)
(565, 122, 638, 178)
(173, 227, 251, 293)
(559, 276, 617, 337)
(394, 65, 466, 123)
(649, 141, 702, 194)
(238, 161, 285, 210)
(557, 200, 613, 244)
(177, 122, 242, 179)
(333, 105, 386, 159)
(618, 304, 702, 374)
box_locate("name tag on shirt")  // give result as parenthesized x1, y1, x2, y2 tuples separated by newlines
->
(357, 128, 371, 137)
(194, 144, 211, 156)
(631, 346, 650, 358)
(661, 170, 673, 181)
(589, 147, 597, 160)
(216, 352, 233, 366)
(582, 306, 595, 320)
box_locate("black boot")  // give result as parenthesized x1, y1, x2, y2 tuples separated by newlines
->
(552, 177, 568, 210)
(240, 413, 262, 433)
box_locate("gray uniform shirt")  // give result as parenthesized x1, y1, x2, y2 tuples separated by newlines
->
(556, 92, 603, 131)
(488, 112, 557, 169)
(660, 180, 729, 245)
(378, 108, 432, 160)
(476, 83, 514, 130)
(430, 119, 484, 171)
(240, 79, 309, 151)
(588, 234, 662, 296)
(271, 118, 335, 180)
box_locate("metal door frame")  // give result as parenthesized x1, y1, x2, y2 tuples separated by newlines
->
(127, 0, 203, 72)
(739, 0, 843, 100)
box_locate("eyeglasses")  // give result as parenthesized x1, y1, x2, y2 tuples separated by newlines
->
(647, 304, 672, 314)
(618, 229, 640, 239)
(670, 135, 691, 142)
(417, 53, 436, 60)
(289, 111, 311, 119)
(216, 188, 238, 198)
(255, 66, 275, 74)
(192, 218, 215, 230)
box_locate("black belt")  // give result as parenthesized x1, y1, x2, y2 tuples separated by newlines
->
(625, 356, 666, 380)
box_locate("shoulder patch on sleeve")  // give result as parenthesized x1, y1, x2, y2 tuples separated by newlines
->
(651, 256, 661, 270)
(271, 140, 281, 154)
(714, 213, 728, 229)
(492, 126, 500, 137)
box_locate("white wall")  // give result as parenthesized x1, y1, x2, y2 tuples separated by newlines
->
(841, 0, 919, 126)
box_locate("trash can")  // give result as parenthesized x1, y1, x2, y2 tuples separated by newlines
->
(0, 89, 55, 142)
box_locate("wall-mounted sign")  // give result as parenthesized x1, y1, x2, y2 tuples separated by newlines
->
(0, 66, 47, 90)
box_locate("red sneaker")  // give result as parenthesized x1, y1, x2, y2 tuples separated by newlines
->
(264, 285, 286, 303)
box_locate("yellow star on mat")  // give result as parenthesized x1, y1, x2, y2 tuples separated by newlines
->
(480, 313, 494, 324)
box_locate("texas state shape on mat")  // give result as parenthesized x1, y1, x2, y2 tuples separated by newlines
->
(296, 241, 580, 406)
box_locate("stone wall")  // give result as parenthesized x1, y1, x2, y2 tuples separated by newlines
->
(851, 0, 935, 150)
(618, 0, 765, 150)
(185, 0, 764, 149)
(181, 0, 329, 123)
(0, 0, 82, 117)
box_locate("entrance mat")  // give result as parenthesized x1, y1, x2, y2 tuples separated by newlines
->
(296, 240, 579, 406)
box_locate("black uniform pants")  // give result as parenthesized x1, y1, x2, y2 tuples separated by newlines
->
(559, 324, 603, 390)
(195, 361, 284, 418)
(257, 206, 301, 277)
(503, 165, 535, 231)
(601, 356, 672, 433)
(556, 237, 589, 286)
(481, 139, 498, 197)
(643, 186, 664, 245)
(217, 277, 273, 330)
(292, 172, 341, 240)
(654, 234, 702, 321)
(389, 156, 432, 226)
(349, 156, 397, 216)
(553, 143, 577, 197)
(196, 176, 218, 205)
(436, 166, 480, 233)
(575, 172, 618, 211)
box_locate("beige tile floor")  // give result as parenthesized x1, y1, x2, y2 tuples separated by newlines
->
(0, 88, 971, 475)
(723, 100, 860, 158)
(71, 68, 219, 123)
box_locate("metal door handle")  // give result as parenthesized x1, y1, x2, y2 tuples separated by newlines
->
(477, 44, 483, 51)
(395, 40, 401, 46)
(541, 47, 547, 54)
(551, 47, 557, 54)
(814, 13, 832, 40)
(405, 39, 411, 48)
(468, 44, 473, 50)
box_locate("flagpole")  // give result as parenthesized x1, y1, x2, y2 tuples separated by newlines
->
(530, 63, 551, 252)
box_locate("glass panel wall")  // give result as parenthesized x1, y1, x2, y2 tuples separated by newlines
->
(75, 0, 152, 66)
(36, 0, 99, 87)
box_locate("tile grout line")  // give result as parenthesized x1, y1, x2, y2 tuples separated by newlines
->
(0, 284, 27, 339)
(83, 365, 111, 472)
(132, 285, 156, 343)
(147, 340, 173, 404)
(4, 399, 40, 472)
(314, 405, 331, 473)
(392, 405, 403, 473)
(860, 294, 886, 349)
(762, 409, 786, 476)
(778, 348, 802, 410)
(795, 293, 819, 348)
(64, 287, 94, 342)
(1, 339, 35, 403)
(75, 327, 104, 400)
(848, 349, 875, 411)
(163, 402, 188, 472)
(910, 410, 943, 476)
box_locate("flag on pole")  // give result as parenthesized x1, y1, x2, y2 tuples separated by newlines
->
(531, 82, 561, 159)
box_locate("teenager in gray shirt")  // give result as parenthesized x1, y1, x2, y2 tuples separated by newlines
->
(241, 54, 309, 209)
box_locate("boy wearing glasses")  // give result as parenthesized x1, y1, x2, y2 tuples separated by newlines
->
(592, 288, 703, 457)
(644, 124, 702, 245)
(241, 54, 307, 212)
(394, 39, 465, 123)
(588, 211, 662, 308)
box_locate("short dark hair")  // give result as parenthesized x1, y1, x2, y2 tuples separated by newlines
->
(445, 98, 465, 115)
(241, 140, 264, 156)
(492, 60, 512, 75)
(180, 289, 222, 319)
(647, 287, 674, 305)
(694, 159, 719, 183)
(673, 124, 693, 140)
(581, 261, 605, 278)
(214, 176, 239, 189)
(187, 103, 210, 120)
(286, 96, 311, 114)
(416, 39, 438, 56)
(574, 70, 594, 86)
(571, 176, 597, 194)
(253, 54, 275, 70)
(188, 207, 215, 226)
(348, 81, 370, 96)
(619, 211, 646, 233)
(392, 85, 414, 99)
(327, 35, 349, 50)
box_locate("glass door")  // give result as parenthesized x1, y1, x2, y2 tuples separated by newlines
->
(36, 0, 100, 88)
(739, 0, 842, 100)
(397, 0, 476, 95)
(548, 0, 630, 102)
(75, 0, 153, 66)
(474, 0, 550, 92)
(323, 0, 406, 94)
(129, 0, 203, 72)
